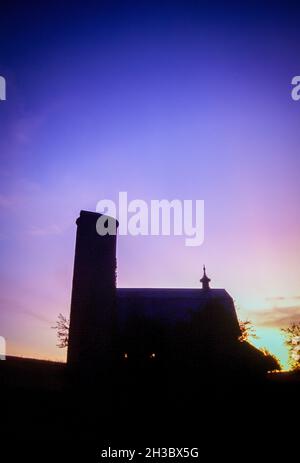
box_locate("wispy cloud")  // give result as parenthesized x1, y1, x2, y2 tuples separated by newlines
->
(26, 224, 63, 237)
(0, 297, 53, 326)
(266, 296, 300, 301)
(0, 194, 16, 208)
(252, 305, 300, 328)
(0, 179, 41, 211)
(13, 113, 47, 145)
(22, 309, 53, 326)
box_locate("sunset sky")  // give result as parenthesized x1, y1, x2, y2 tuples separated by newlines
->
(0, 1, 299, 367)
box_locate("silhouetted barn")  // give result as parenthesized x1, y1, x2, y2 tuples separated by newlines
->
(117, 287, 241, 364)
(67, 211, 241, 369)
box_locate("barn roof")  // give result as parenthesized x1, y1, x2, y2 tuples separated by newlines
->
(116, 288, 236, 326)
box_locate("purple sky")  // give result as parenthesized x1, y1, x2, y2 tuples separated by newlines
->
(0, 1, 299, 365)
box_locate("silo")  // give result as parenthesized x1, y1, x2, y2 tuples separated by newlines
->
(67, 211, 118, 369)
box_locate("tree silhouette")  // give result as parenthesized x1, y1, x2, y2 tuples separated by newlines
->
(238, 319, 258, 342)
(52, 313, 69, 348)
(259, 347, 281, 371)
(281, 322, 300, 370)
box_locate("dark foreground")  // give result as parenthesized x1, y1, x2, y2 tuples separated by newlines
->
(1, 356, 299, 459)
